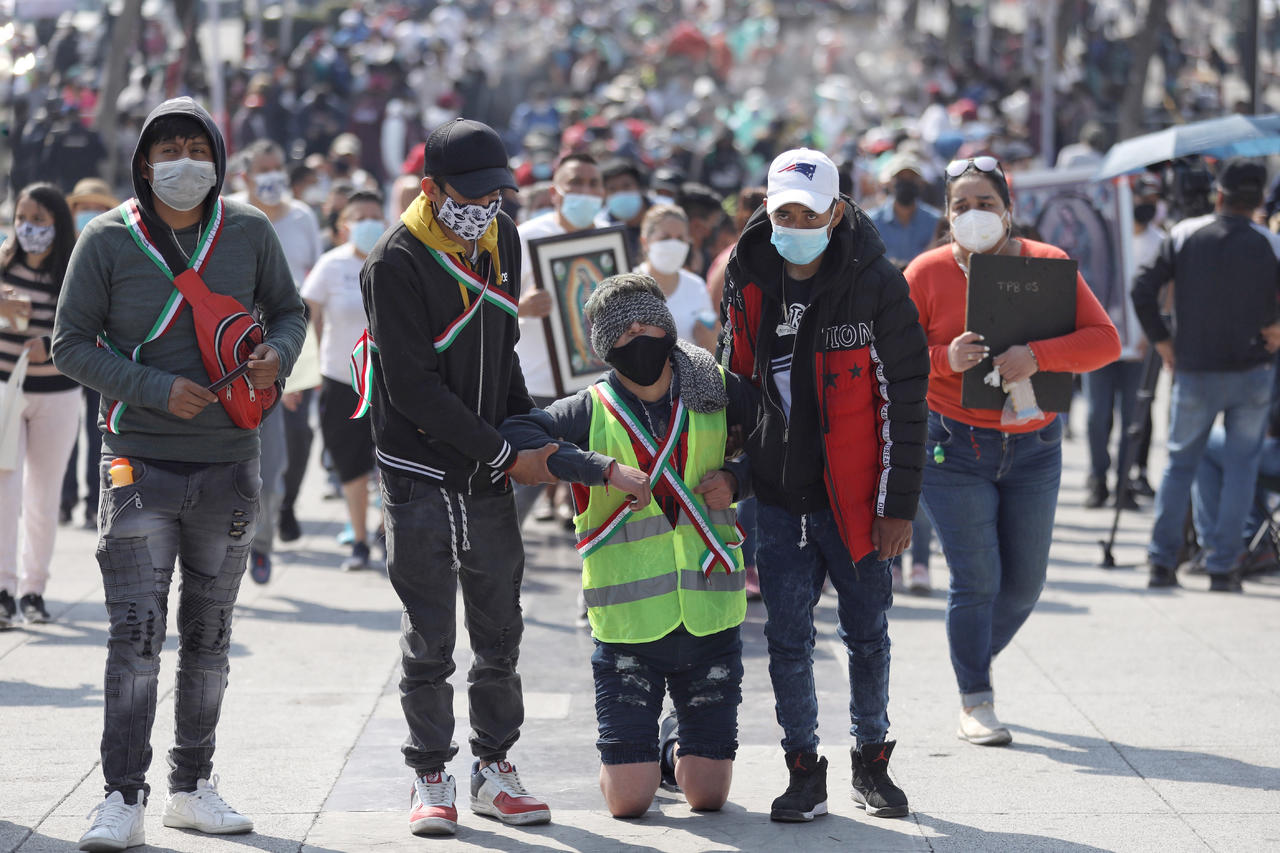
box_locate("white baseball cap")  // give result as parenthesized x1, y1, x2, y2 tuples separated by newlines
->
(766, 148, 839, 214)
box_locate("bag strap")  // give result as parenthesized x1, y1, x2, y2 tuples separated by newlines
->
(6, 348, 31, 390)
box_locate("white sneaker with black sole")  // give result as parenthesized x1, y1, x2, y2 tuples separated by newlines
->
(79, 790, 145, 851)
(162, 776, 253, 834)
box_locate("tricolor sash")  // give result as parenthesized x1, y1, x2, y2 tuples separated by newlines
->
(425, 246, 517, 353)
(576, 382, 743, 576)
(99, 198, 224, 433)
(348, 329, 378, 419)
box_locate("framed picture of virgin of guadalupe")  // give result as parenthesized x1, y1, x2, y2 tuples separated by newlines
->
(528, 225, 632, 396)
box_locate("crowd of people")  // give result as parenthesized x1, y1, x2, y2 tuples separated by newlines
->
(1, 1, 1280, 850)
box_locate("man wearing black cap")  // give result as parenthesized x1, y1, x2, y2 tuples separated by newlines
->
(360, 117, 557, 836)
(1133, 157, 1280, 593)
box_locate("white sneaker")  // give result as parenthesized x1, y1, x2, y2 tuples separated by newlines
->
(79, 790, 145, 852)
(908, 564, 931, 595)
(162, 776, 253, 834)
(958, 702, 1013, 746)
(410, 771, 458, 836)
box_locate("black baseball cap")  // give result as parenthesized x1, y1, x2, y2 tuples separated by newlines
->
(424, 118, 517, 198)
(1216, 158, 1267, 194)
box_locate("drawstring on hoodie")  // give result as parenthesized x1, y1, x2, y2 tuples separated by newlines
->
(798, 513, 809, 549)
(439, 487, 472, 572)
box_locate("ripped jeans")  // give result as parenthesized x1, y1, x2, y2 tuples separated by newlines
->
(591, 626, 743, 765)
(95, 455, 261, 801)
(381, 474, 527, 774)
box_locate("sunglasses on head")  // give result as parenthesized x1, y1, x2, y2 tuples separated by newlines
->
(945, 156, 1003, 180)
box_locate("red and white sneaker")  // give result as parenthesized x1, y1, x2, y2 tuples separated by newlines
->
(409, 771, 457, 836)
(470, 760, 551, 825)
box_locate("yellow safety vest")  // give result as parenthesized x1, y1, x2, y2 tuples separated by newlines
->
(576, 379, 746, 644)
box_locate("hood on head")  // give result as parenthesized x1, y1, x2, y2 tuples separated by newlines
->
(131, 97, 228, 221)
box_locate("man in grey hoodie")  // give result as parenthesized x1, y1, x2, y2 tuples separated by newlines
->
(53, 97, 306, 851)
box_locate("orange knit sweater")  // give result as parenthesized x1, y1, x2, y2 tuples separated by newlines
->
(905, 239, 1121, 433)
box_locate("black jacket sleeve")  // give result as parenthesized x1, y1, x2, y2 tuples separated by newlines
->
(721, 370, 759, 499)
(1132, 234, 1176, 344)
(498, 388, 614, 484)
(870, 261, 930, 519)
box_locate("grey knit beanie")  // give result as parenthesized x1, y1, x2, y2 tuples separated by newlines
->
(585, 273, 678, 360)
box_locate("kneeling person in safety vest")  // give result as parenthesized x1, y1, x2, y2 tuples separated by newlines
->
(501, 272, 759, 818)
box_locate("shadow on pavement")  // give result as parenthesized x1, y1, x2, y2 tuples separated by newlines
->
(914, 813, 1113, 852)
(1012, 726, 1280, 790)
(165, 826, 346, 852)
(233, 597, 398, 631)
(0, 679, 100, 707)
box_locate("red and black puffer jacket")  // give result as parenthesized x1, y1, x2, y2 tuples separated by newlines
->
(718, 200, 929, 561)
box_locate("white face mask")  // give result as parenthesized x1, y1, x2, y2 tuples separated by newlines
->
(951, 209, 1008, 254)
(149, 157, 217, 212)
(252, 169, 289, 205)
(647, 238, 689, 274)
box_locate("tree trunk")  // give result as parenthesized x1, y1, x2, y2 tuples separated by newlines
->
(95, 0, 144, 188)
(1117, 0, 1171, 140)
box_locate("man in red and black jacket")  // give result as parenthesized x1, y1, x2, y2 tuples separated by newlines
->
(718, 148, 929, 823)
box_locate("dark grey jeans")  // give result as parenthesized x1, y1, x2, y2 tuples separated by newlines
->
(381, 473, 526, 774)
(95, 455, 261, 800)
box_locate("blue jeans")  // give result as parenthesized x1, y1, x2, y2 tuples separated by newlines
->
(920, 412, 1062, 705)
(1193, 429, 1280, 545)
(736, 496, 758, 567)
(95, 455, 261, 799)
(591, 626, 743, 765)
(1083, 359, 1144, 481)
(755, 504, 893, 752)
(1151, 365, 1274, 574)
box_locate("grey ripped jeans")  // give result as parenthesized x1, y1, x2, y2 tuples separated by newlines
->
(381, 472, 527, 774)
(95, 454, 261, 800)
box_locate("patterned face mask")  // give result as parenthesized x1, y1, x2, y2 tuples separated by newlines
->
(437, 195, 500, 242)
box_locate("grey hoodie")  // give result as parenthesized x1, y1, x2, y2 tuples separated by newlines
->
(52, 97, 306, 463)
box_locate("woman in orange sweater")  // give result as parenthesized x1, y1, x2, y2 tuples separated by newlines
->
(904, 157, 1120, 747)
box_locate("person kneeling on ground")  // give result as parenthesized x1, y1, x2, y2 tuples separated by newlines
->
(502, 273, 758, 817)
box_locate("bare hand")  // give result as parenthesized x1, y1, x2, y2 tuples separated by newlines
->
(692, 469, 736, 511)
(282, 391, 303, 412)
(508, 443, 559, 485)
(246, 343, 280, 389)
(871, 516, 912, 560)
(1262, 322, 1280, 353)
(607, 462, 652, 510)
(518, 288, 552, 319)
(22, 336, 49, 364)
(168, 376, 219, 419)
(1155, 339, 1175, 371)
(993, 344, 1038, 384)
(947, 331, 988, 373)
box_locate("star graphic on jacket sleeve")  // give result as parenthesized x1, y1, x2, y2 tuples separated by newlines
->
(848, 365, 863, 379)
(823, 372, 838, 389)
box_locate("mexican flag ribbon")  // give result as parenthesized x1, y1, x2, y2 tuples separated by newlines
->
(99, 198, 224, 434)
(348, 330, 378, 419)
(576, 383, 742, 576)
(425, 246, 517, 353)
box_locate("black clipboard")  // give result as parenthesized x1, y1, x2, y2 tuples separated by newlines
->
(962, 253, 1077, 412)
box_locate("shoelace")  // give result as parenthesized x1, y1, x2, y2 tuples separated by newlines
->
(85, 797, 133, 829)
(415, 774, 454, 806)
(489, 763, 530, 796)
(192, 775, 234, 812)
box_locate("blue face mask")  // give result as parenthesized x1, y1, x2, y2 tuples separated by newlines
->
(351, 219, 385, 255)
(770, 219, 833, 265)
(606, 191, 644, 222)
(559, 192, 603, 229)
(75, 210, 104, 233)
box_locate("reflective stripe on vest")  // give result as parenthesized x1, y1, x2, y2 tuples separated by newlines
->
(577, 376, 745, 644)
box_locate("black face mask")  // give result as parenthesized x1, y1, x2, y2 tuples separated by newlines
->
(892, 178, 920, 206)
(1133, 202, 1157, 225)
(607, 333, 675, 386)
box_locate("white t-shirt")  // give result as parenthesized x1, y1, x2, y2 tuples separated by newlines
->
(231, 194, 323, 287)
(300, 243, 367, 383)
(515, 211, 569, 398)
(638, 265, 714, 346)
(1124, 225, 1167, 360)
